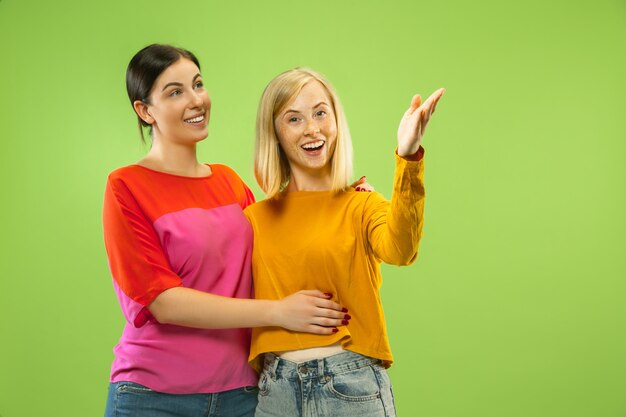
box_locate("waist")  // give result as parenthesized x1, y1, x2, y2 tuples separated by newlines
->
(113, 325, 256, 393)
(274, 342, 344, 362)
(262, 350, 381, 380)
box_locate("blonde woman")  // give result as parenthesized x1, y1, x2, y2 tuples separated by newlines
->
(244, 68, 444, 416)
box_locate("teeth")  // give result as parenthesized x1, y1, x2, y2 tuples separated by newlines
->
(185, 115, 204, 123)
(302, 140, 324, 150)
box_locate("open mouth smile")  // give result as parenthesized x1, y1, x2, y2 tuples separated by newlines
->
(301, 140, 325, 152)
(184, 114, 205, 124)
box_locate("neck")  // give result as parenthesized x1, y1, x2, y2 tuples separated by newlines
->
(286, 166, 333, 192)
(140, 135, 207, 177)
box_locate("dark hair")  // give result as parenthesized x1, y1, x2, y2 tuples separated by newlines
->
(126, 44, 201, 143)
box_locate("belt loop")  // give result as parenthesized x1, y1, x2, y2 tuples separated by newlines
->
(270, 354, 280, 378)
(318, 356, 326, 377)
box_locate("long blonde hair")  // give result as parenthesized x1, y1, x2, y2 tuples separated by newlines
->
(254, 68, 353, 198)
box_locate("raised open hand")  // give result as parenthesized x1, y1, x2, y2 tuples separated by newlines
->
(397, 88, 445, 157)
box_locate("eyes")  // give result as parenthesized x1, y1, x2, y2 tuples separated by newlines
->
(167, 80, 204, 98)
(287, 110, 328, 123)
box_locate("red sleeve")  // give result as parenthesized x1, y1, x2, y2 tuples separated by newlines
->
(241, 182, 256, 208)
(103, 176, 183, 322)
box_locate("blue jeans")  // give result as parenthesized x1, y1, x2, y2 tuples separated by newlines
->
(105, 381, 258, 417)
(255, 351, 396, 417)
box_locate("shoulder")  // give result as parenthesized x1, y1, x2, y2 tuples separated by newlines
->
(107, 164, 142, 181)
(210, 164, 256, 207)
(243, 193, 282, 219)
(346, 189, 388, 218)
(106, 165, 148, 193)
(209, 164, 242, 181)
(342, 188, 386, 206)
(211, 163, 253, 188)
(209, 164, 248, 187)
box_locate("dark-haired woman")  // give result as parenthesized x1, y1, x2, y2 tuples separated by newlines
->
(103, 45, 349, 417)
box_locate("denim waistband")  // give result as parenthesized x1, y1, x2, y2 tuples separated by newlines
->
(262, 350, 381, 381)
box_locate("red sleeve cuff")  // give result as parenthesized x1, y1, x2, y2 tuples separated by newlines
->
(134, 307, 157, 327)
(396, 146, 424, 161)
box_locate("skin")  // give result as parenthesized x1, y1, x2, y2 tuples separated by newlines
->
(397, 88, 446, 157)
(131, 58, 348, 334)
(275, 81, 445, 192)
(275, 80, 337, 192)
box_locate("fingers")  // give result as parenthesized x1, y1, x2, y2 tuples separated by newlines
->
(432, 88, 444, 112)
(311, 315, 348, 327)
(413, 88, 444, 133)
(316, 305, 348, 319)
(296, 290, 345, 311)
(411, 88, 444, 118)
(409, 94, 421, 114)
(297, 289, 331, 298)
(314, 298, 347, 314)
(349, 176, 367, 189)
(306, 325, 340, 335)
(308, 293, 350, 321)
(305, 311, 351, 334)
(420, 89, 443, 113)
(355, 183, 374, 192)
(424, 88, 444, 115)
(286, 290, 351, 333)
(354, 177, 374, 192)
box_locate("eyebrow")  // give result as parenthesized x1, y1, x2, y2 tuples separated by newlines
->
(161, 73, 202, 92)
(284, 101, 328, 114)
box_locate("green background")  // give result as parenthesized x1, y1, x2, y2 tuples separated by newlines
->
(1, 0, 625, 416)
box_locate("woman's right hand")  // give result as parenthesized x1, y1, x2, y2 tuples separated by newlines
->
(397, 88, 445, 157)
(271, 290, 350, 334)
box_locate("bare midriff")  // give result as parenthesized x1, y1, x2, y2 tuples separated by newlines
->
(274, 342, 344, 362)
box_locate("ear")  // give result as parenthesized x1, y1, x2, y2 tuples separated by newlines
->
(133, 100, 154, 125)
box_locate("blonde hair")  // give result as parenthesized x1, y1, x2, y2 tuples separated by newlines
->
(254, 68, 353, 198)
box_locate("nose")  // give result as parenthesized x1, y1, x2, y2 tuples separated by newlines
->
(189, 89, 204, 108)
(304, 119, 320, 136)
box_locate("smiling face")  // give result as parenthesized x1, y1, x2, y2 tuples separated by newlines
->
(274, 80, 338, 185)
(135, 58, 211, 145)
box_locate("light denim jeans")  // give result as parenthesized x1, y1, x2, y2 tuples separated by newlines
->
(104, 381, 258, 417)
(255, 351, 396, 417)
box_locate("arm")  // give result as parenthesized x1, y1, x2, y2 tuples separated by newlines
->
(103, 176, 346, 335)
(149, 287, 346, 334)
(365, 88, 445, 265)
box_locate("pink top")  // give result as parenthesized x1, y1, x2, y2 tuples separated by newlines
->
(102, 163, 258, 394)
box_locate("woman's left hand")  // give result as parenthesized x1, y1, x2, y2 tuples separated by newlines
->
(397, 88, 445, 157)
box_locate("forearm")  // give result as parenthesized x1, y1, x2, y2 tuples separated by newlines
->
(376, 86, 441, 263)
(370, 151, 425, 265)
(148, 286, 347, 333)
(389, 150, 426, 258)
(148, 286, 276, 329)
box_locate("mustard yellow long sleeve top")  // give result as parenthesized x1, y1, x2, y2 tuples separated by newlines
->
(244, 151, 425, 371)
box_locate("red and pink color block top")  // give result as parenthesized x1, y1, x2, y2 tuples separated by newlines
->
(102, 163, 257, 394)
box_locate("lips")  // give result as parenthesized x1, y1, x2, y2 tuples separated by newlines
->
(301, 139, 325, 151)
(184, 113, 205, 124)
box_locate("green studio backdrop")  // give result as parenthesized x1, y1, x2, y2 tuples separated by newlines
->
(1, 0, 625, 416)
